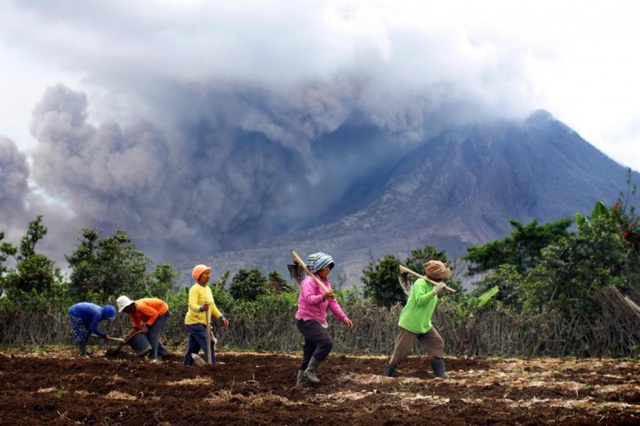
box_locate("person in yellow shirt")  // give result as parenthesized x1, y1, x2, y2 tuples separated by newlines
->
(183, 264, 229, 366)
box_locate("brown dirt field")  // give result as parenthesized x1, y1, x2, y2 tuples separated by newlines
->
(0, 346, 639, 425)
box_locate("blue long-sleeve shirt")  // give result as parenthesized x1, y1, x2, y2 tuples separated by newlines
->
(68, 302, 110, 338)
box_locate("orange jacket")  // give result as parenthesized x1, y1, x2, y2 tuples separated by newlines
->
(128, 298, 169, 328)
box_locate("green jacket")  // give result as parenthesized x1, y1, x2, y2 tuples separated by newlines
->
(398, 278, 438, 334)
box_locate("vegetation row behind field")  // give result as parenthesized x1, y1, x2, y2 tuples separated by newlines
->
(2, 170, 640, 358)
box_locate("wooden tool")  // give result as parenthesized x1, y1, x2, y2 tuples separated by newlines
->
(399, 265, 456, 293)
(91, 333, 125, 343)
(205, 304, 213, 365)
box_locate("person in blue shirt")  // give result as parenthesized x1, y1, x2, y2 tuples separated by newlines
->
(68, 302, 117, 356)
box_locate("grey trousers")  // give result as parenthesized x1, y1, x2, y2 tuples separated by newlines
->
(388, 327, 444, 367)
(146, 311, 169, 360)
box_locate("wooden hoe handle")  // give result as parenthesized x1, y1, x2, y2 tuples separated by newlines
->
(399, 265, 456, 294)
(205, 308, 213, 364)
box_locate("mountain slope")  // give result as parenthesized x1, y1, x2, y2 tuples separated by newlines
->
(189, 111, 637, 284)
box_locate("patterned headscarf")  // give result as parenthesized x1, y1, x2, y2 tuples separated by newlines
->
(424, 260, 451, 280)
(306, 252, 335, 273)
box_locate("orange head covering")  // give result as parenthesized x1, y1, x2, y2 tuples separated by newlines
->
(192, 264, 211, 281)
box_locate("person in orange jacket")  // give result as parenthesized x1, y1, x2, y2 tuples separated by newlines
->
(117, 295, 170, 361)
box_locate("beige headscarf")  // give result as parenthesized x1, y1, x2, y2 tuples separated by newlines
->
(424, 260, 451, 280)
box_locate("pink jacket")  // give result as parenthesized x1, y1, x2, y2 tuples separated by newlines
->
(295, 275, 349, 325)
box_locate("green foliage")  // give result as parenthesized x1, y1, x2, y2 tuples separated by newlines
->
(362, 254, 404, 308)
(164, 286, 189, 313)
(217, 270, 231, 288)
(145, 263, 179, 298)
(17, 216, 47, 261)
(404, 245, 449, 274)
(456, 285, 499, 319)
(0, 216, 64, 301)
(0, 230, 17, 268)
(610, 201, 640, 251)
(470, 185, 639, 321)
(464, 218, 572, 275)
(10, 254, 57, 295)
(523, 225, 629, 315)
(267, 270, 295, 294)
(472, 264, 526, 310)
(575, 200, 610, 229)
(65, 228, 149, 301)
(222, 290, 299, 351)
(0, 230, 18, 297)
(578, 169, 640, 253)
(461, 170, 640, 329)
(332, 271, 349, 291)
(340, 283, 363, 305)
(228, 268, 269, 302)
(362, 245, 460, 308)
(210, 281, 234, 313)
(405, 246, 464, 297)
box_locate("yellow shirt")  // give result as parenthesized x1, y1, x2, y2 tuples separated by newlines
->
(184, 282, 224, 325)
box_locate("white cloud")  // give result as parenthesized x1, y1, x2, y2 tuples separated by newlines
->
(1, 0, 637, 169)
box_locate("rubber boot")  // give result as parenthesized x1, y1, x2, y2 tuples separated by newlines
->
(296, 369, 307, 388)
(431, 357, 449, 378)
(383, 363, 396, 377)
(304, 357, 322, 383)
(78, 342, 88, 356)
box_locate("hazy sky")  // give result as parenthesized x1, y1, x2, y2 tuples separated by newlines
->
(1, 0, 640, 266)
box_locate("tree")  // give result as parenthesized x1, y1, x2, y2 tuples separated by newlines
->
(17, 216, 47, 261)
(1, 216, 62, 298)
(10, 254, 58, 295)
(210, 271, 233, 312)
(523, 226, 628, 317)
(229, 268, 269, 302)
(66, 228, 149, 301)
(362, 254, 404, 308)
(471, 264, 524, 309)
(145, 263, 179, 298)
(362, 245, 458, 308)
(267, 270, 294, 294)
(0, 230, 17, 298)
(404, 245, 449, 275)
(464, 218, 572, 275)
(528, 192, 640, 316)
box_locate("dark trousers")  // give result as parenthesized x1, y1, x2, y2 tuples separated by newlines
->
(146, 311, 169, 360)
(296, 319, 333, 370)
(183, 323, 215, 366)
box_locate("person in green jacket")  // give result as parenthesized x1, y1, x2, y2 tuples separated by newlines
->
(383, 260, 451, 379)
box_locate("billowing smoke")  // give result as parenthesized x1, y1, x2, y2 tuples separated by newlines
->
(0, 137, 29, 235)
(0, 1, 541, 266)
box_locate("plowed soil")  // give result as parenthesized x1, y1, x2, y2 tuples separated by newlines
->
(0, 346, 639, 425)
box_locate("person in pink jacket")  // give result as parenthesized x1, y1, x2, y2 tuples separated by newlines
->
(295, 252, 353, 387)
